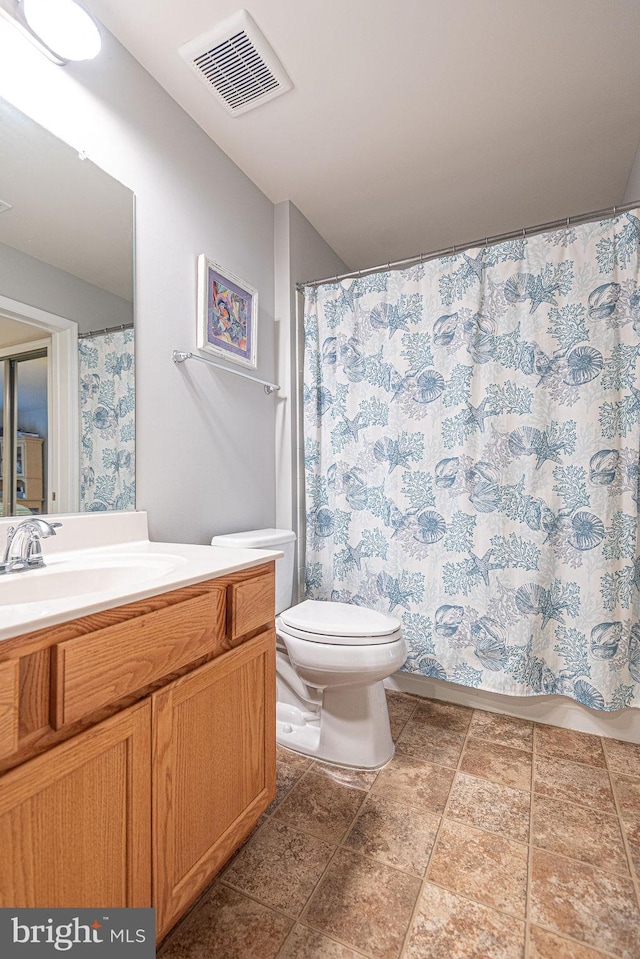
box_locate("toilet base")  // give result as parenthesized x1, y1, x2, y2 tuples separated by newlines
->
(275, 680, 395, 769)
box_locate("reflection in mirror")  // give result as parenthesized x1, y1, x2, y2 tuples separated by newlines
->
(0, 97, 134, 517)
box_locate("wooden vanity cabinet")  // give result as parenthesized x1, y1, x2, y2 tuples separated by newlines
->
(0, 659, 19, 759)
(0, 562, 276, 934)
(0, 699, 151, 908)
(153, 628, 275, 936)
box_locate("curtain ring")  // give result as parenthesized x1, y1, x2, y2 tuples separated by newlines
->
(613, 206, 617, 217)
(522, 228, 526, 239)
(451, 245, 457, 255)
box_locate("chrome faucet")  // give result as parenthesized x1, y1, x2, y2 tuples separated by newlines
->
(0, 518, 62, 574)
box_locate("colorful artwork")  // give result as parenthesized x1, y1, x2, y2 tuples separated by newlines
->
(197, 256, 258, 369)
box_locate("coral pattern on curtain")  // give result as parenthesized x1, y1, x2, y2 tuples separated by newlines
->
(303, 210, 640, 711)
(79, 328, 135, 511)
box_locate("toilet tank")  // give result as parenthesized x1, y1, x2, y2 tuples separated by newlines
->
(210, 528, 296, 614)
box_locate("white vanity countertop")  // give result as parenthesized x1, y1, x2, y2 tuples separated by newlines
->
(0, 511, 282, 643)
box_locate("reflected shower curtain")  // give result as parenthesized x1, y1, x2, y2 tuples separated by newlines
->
(79, 328, 135, 511)
(303, 210, 640, 710)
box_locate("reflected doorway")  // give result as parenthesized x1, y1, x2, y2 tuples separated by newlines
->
(0, 296, 79, 516)
(0, 347, 48, 516)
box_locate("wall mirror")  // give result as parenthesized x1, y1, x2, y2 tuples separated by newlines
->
(0, 97, 134, 518)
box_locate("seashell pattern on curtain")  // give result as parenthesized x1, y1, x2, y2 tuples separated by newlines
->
(79, 328, 135, 511)
(302, 210, 640, 710)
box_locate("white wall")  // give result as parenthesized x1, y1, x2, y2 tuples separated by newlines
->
(0, 19, 276, 544)
(0, 242, 132, 333)
(274, 200, 347, 594)
(623, 138, 640, 204)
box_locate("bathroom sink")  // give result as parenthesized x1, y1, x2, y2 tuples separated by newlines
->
(0, 554, 186, 606)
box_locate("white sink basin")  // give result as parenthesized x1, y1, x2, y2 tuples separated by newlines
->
(0, 554, 186, 606)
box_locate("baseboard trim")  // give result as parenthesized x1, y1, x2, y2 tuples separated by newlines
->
(386, 673, 640, 744)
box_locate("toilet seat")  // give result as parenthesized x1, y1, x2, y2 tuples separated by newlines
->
(278, 599, 401, 646)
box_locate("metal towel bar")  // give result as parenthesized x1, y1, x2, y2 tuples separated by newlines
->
(172, 350, 280, 394)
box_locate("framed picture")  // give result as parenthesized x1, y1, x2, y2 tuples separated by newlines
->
(196, 255, 258, 370)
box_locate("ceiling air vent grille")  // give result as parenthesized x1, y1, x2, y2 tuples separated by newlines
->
(179, 10, 292, 117)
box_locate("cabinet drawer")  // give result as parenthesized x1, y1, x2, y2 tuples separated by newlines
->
(53, 587, 226, 728)
(0, 660, 19, 759)
(228, 571, 274, 640)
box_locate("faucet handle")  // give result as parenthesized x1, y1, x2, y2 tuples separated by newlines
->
(26, 532, 44, 567)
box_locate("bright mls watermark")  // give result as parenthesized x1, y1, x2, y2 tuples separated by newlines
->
(0, 909, 155, 957)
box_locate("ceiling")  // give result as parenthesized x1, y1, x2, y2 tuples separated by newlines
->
(84, 0, 640, 272)
(0, 316, 49, 347)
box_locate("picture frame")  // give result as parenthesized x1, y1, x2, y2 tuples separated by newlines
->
(196, 255, 258, 370)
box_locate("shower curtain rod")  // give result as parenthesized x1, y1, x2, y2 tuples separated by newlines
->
(297, 198, 640, 290)
(78, 322, 134, 339)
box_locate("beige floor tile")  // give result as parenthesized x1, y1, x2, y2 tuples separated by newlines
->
(265, 761, 307, 815)
(469, 709, 533, 750)
(602, 737, 640, 778)
(528, 926, 613, 959)
(403, 882, 525, 959)
(535, 725, 606, 767)
(627, 842, 640, 878)
(447, 772, 530, 843)
(427, 819, 528, 918)
(532, 794, 629, 875)
(277, 746, 314, 771)
(343, 793, 440, 876)
(158, 883, 293, 959)
(389, 714, 408, 742)
(278, 925, 365, 959)
(311, 760, 379, 791)
(303, 848, 420, 959)
(534, 757, 615, 814)
(621, 817, 640, 877)
(610, 772, 640, 821)
(273, 771, 366, 843)
(222, 820, 334, 917)
(410, 698, 473, 732)
(386, 691, 418, 741)
(460, 737, 532, 790)
(530, 849, 640, 959)
(623, 816, 640, 845)
(371, 753, 454, 813)
(385, 689, 418, 719)
(396, 720, 466, 768)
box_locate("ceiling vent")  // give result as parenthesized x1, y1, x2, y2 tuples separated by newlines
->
(178, 9, 292, 117)
(0, 199, 12, 215)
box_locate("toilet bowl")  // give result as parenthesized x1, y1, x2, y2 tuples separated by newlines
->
(211, 529, 407, 769)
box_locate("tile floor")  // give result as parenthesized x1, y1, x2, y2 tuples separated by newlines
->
(158, 690, 640, 959)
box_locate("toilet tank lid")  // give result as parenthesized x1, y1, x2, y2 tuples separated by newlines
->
(211, 528, 296, 549)
(280, 600, 401, 637)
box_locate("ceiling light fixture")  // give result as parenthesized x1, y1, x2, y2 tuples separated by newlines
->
(0, 0, 101, 64)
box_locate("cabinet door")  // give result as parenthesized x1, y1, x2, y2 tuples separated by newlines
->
(153, 630, 276, 937)
(0, 699, 151, 908)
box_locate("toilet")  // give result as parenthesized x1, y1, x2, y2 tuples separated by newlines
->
(211, 528, 407, 769)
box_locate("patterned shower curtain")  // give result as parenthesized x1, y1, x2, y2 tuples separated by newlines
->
(79, 328, 135, 511)
(303, 210, 640, 711)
